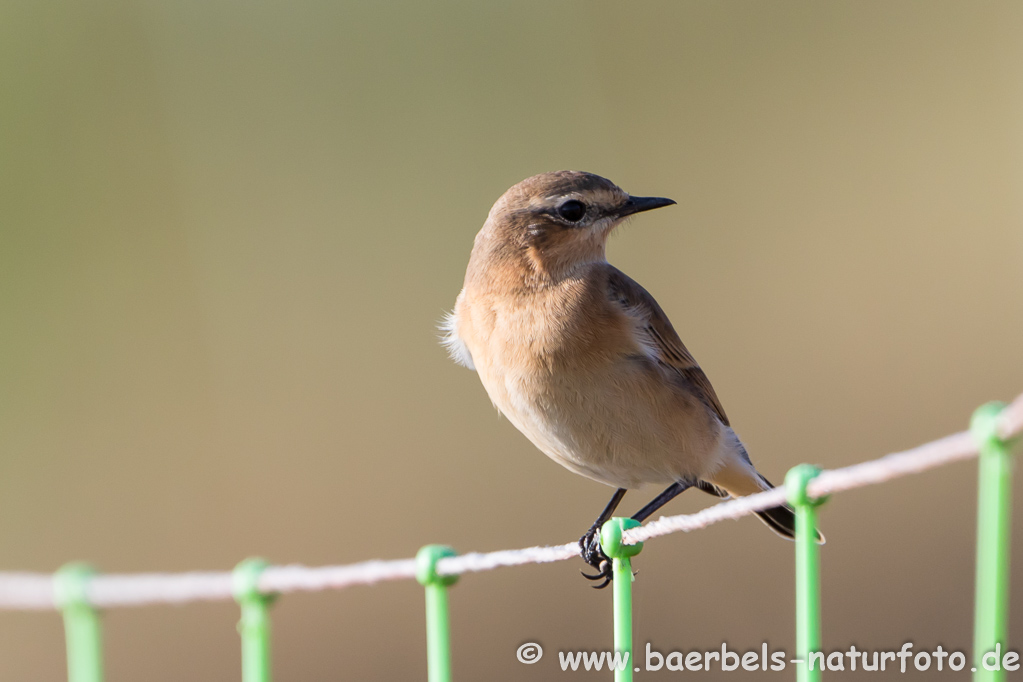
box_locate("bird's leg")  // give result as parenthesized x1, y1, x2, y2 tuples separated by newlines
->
(580, 481, 693, 587)
(580, 480, 695, 589)
(579, 488, 627, 588)
(631, 479, 694, 523)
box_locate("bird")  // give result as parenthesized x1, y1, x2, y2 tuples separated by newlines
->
(442, 170, 821, 587)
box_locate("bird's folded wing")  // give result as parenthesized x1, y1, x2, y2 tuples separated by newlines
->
(605, 267, 730, 426)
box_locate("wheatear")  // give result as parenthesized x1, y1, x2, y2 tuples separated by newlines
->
(443, 171, 821, 587)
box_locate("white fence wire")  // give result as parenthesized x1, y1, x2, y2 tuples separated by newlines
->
(1, 394, 1019, 611)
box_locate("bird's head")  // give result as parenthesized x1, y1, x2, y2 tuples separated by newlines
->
(472, 171, 675, 283)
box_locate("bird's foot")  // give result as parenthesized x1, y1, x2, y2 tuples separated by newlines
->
(578, 525, 613, 589)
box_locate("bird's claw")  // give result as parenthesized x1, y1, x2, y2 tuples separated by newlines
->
(582, 568, 612, 589)
(579, 526, 614, 589)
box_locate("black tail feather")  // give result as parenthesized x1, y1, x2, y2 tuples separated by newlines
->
(695, 480, 729, 498)
(756, 504, 825, 544)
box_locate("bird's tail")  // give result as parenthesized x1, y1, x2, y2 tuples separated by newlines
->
(704, 453, 825, 544)
(753, 498, 802, 541)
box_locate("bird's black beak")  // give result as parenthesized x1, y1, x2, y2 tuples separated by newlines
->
(618, 195, 677, 218)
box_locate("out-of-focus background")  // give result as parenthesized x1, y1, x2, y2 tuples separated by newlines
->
(1, 1, 1021, 679)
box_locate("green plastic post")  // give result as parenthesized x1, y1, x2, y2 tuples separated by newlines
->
(55, 563, 104, 682)
(600, 517, 644, 682)
(416, 545, 458, 682)
(233, 558, 274, 682)
(786, 465, 825, 682)
(971, 402, 1016, 682)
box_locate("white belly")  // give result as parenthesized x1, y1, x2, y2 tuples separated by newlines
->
(482, 359, 726, 489)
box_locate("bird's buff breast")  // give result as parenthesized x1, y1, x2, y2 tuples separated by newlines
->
(463, 312, 719, 489)
(450, 282, 723, 488)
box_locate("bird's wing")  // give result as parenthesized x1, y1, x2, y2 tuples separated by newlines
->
(604, 267, 730, 426)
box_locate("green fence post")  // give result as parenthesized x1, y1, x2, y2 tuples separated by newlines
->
(55, 563, 104, 682)
(601, 517, 644, 682)
(786, 465, 826, 682)
(970, 402, 1016, 682)
(416, 545, 458, 682)
(233, 558, 274, 682)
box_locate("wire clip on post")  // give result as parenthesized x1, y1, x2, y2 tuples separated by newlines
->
(970, 402, 1017, 682)
(416, 545, 458, 682)
(601, 517, 644, 682)
(786, 465, 826, 682)
(55, 563, 104, 682)
(233, 558, 275, 682)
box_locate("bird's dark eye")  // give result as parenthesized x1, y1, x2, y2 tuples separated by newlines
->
(557, 200, 586, 222)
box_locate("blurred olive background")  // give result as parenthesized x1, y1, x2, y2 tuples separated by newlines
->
(2, 1, 1022, 679)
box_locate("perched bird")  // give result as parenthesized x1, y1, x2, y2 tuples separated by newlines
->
(443, 171, 821, 587)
